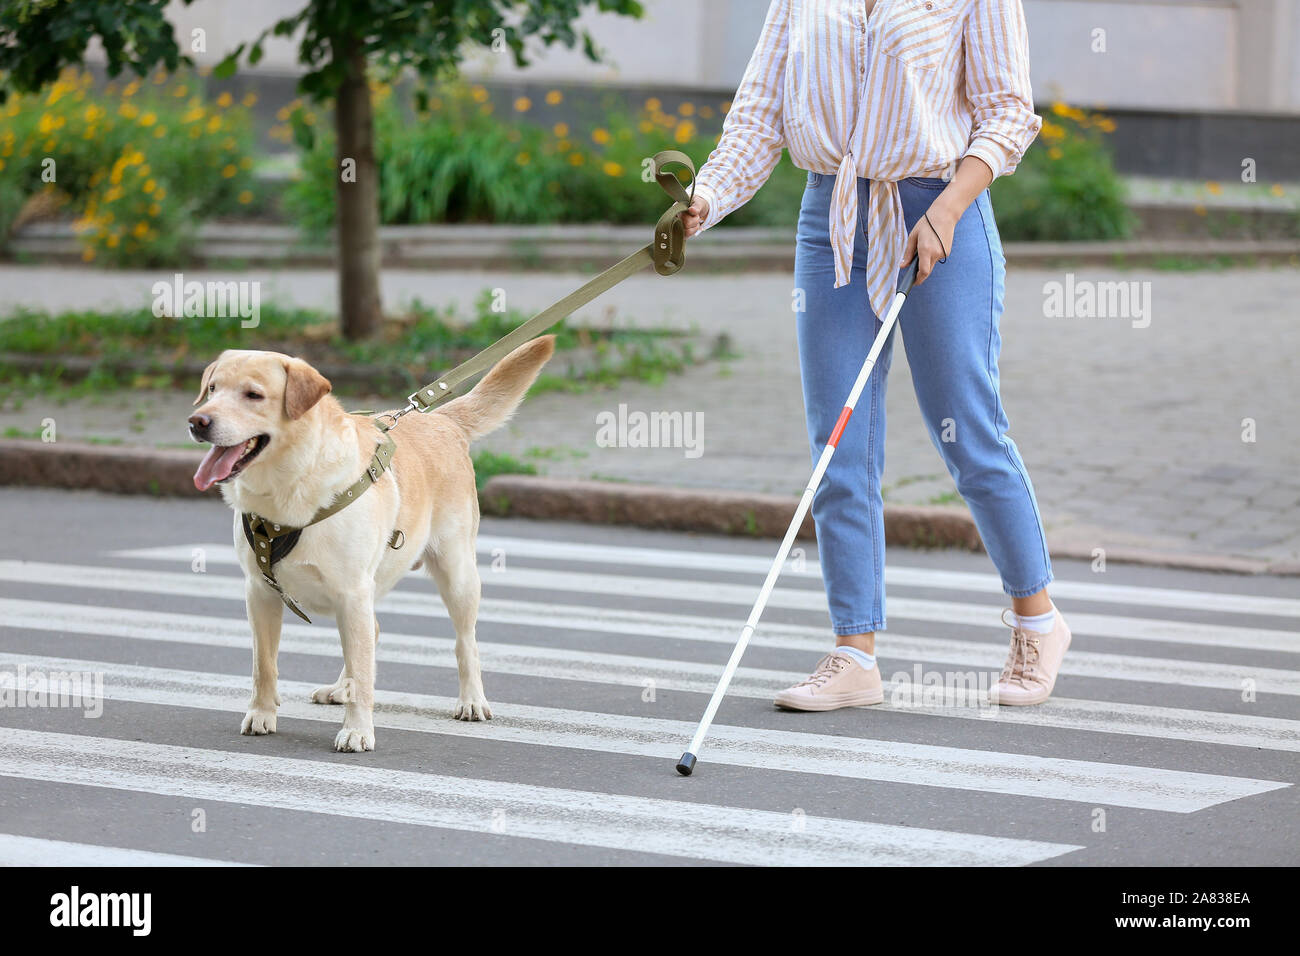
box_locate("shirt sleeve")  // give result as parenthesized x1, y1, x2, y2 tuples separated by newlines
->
(961, 0, 1042, 179)
(692, 0, 790, 231)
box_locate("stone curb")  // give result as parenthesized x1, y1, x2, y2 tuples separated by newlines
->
(0, 439, 1293, 576)
(9, 222, 1300, 270)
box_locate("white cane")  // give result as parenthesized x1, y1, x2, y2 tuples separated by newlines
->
(676, 259, 920, 776)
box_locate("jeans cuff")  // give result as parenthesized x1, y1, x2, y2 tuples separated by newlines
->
(1002, 572, 1054, 599)
(832, 620, 885, 635)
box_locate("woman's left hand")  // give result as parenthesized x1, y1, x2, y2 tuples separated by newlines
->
(901, 202, 957, 285)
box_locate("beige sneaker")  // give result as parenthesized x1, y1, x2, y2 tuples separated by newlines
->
(774, 651, 884, 711)
(992, 608, 1071, 706)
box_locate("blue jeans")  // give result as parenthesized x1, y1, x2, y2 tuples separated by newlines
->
(795, 171, 1053, 635)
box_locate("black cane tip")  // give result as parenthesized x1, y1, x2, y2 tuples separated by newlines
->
(675, 752, 697, 776)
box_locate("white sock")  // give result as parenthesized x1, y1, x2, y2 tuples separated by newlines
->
(834, 645, 876, 670)
(1015, 606, 1056, 634)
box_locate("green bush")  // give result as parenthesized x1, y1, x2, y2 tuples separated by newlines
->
(0, 69, 257, 265)
(286, 82, 807, 231)
(990, 102, 1134, 241)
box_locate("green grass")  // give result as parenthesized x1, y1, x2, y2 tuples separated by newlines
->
(0, 289, 701, 404)
(470, 450, 537, 491)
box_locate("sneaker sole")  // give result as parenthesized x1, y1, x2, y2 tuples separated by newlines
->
(773, 689, 885, 712)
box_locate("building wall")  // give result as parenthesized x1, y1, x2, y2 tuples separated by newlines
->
(156, 0, 1299, 114)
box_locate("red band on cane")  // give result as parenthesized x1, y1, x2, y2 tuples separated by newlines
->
(827, 406, 853, 447)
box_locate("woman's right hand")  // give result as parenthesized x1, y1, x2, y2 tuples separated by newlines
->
(679, 196, 710, 237)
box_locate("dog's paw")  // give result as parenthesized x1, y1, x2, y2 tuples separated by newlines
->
(334, 725, 375, 752)
(311, 681, 351, 704)
(240, 708, 277, 736)
(453, 697, 493, 721)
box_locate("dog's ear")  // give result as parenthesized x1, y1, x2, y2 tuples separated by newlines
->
(193, 358, 219, 407)
(283, 357, 332, 420)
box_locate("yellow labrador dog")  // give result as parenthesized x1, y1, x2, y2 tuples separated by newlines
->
(188, 337, 555, 752)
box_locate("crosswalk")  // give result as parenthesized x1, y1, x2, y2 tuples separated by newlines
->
(0, 525, 1296, 865)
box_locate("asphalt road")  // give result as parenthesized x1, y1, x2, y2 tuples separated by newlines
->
(0, 487, 1296, 866)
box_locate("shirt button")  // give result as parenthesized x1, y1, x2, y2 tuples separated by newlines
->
(925, 1, 933, 7)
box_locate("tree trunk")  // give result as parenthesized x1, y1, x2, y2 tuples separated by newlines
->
(335, 43, 382, 341)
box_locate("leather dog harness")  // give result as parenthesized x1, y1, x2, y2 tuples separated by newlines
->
(240, 151, 696, 623)
(243, 420, 397, 622)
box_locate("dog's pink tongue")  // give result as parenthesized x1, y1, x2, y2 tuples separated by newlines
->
(194, 444, 245, 491)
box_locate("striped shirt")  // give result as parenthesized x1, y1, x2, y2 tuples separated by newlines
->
(693, 0, 1042, 320)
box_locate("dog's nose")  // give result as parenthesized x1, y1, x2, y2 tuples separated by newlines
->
(189, 413, 212, 440)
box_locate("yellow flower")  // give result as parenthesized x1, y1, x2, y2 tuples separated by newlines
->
(143, 179, 156, 194)
(153, 126, 166, 138)
(1051, 101, 1069, 117)
(276, 106, 292, 121)
(545, 90, 562, 105)
(516, 151, 531, 166)
(644, 98, 661, 112)
(592, 128, 611, 145)
(149, 203, 161, 216)
(602, 161, 623, 177)
(1095, 117, 1116, 133)
(674, 120, 696, 143)
(471, 85, 489, 103)
(1040, 120, 1065, 141)
(207, 115, 223, 133)
(106, 234, 120, 248)
(217, 92, 233, 108)
(132, 221, 149, 239)
(699, 106, 714, 118)
(1206, 181, 1222, 195)
(138, 111, 157, 127)
(240, 157, 253, 170)
(638, 120, 654, 134)
(721, 100, 732, 112)
(173, 84, 188, 97)
(154, 188, 166, 200)
(552, 122, 569, 138)
(514, 96, 532, 112)
(238, 190, 253, 204)
(678, 102, 695, 116)
(1048, 146, 1063, 160)
(221, 164, 238, 178)
(1193, 203, 1207, 217)
(81, 247, 96, 262)
(1270, 184, 1285, 197)
(568, 152, 584, 166)
(123, 80, 140, 98)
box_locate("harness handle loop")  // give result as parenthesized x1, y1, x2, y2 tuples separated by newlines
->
(649, 149, 695, 277)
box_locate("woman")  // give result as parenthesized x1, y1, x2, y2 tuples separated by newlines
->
(682, 0, 1068, 709)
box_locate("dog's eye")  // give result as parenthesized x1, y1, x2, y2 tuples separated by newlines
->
(245, 391, 263, 401)
(208, 383, 215, 393)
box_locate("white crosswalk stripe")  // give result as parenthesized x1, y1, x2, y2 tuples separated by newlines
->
(73, 557, 1300, 653)
(0, 834, 255, 867)
(115, 539, 1300, 619)
(0, 729, 1082, 867)
(6, 654, 1286, 811)
(1, 532, 1295, 865)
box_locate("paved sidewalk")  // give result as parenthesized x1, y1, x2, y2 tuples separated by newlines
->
(1, 262, 1297, 566)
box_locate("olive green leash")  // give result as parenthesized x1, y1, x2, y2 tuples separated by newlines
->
(243, 150, 696, 623)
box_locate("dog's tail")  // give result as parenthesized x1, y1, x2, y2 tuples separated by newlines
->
(435, 335, 555, 442)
